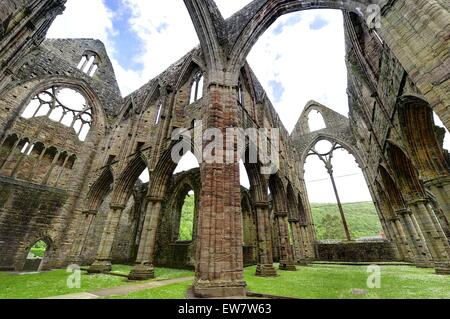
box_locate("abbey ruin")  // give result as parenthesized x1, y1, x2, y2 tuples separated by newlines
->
(0, 0, 449, 298)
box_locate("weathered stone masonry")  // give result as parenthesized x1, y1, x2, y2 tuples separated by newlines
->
(0, 0, 449, 297)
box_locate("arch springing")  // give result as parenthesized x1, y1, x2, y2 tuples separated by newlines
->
(21, 87, 93, 141)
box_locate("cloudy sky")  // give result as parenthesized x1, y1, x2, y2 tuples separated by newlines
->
(45, 0, 414, 204)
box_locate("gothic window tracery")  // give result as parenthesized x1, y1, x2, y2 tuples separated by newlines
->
(21, 87, 93, 141)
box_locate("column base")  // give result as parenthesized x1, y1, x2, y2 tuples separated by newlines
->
(414, 259, 435, 269)
(279, 261, 297, 271)
(255, 264, 278, 277)
(296, 259, 310, 266)
(128, 264, 155, 281)
(435, 262, 450, 275)
(193, 280, 247, 298)
(87, 260, 112, 274)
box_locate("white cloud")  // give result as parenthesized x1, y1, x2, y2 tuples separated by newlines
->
(46, 1, 371, 203)
(247, 10, 349, 133)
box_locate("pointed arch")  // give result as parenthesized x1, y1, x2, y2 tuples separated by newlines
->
(86, 167, 114, 211)
(397, 95, 450, 181)
(385, 141, 426, 201)
(111, 155, 148, 206)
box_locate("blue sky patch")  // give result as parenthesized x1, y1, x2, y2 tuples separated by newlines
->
(104, 0, 143, 71)
(268, 80, 285, 103)
(309, 15, 329, 30)
(272, 13, 302, 35)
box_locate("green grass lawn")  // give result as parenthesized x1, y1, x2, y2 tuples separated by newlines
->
(1, 264, 449, 299)
(245, 264, 450, 299)
(0, 266, 193, 299)
(106, 281, 193, 299)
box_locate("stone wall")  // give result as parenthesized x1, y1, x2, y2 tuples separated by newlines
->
(315, 242, 397, 263)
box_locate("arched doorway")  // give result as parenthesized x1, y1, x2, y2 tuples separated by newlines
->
(24, 239, 49, 272)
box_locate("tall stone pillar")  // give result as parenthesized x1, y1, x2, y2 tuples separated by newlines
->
(425, 177, 450, 231)
(290, 220, 308, 265)
(396, 209, 434, 268)
(300, 224, 314, 260)
(387, 218, 412, 262)
(192, 84, 246, 298)
(408, 199, 450, 274)
(392, 218, 415, 262)
(383, 218, 404, 261)
(128, 197, 164, 280)
(275, 212, 296, 271)
(88, 204, 125, 273)
(69, 210, 97, 264)
(254, 202, 277, 277)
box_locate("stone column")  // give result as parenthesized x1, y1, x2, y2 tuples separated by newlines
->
(88, 204, 125, 273)
(128, 197, 164, 280)
(300, 224, 314, 260)
(408, 199, 450, 274)
(275, 211, 296, 271)
(396, 209, 434, 268)
(392, 218, 415, 262)
(290, 220, 308, 266)
(69, 210, 98, 264)
(387, 218, 410, 262)
(254, 202, 277, 277)
(192, 84, 246, 298)
(425, 177, 450, 231)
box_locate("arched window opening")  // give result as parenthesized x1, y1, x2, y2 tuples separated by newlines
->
(308, 110, 327, 132)
(178, 190, 195, 242)
(138, 169, 150, 183)
(434, 113, 450, 152)
(240, 160, 251, 189)
(305, 140, 382, 241)
(189, 72, 204, 104)
(20, 142, 33, 155)
(77, 52, 100, 77)
(24, 240, 48, 272)
(155, 101, 163, 125)
(21, 87, 93, 141)
(238, 79, 244, 106)
(173, 151, 200, 175)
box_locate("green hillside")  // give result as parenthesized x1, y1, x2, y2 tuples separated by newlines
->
(180, 197, 383, 241)
(311, 202, 383, 240)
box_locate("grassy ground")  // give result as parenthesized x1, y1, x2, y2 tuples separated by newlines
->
(106, 282, 193, 299)
(2, 264, 449, 299)
(0, 266, 193, 299)
(245, 264, 450, 299)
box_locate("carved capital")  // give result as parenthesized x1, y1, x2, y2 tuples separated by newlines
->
(254, 201, 270, 209)
(395, 208, 413, 216)
(82, 210, 98, 216)
(146, 196, 165, 203)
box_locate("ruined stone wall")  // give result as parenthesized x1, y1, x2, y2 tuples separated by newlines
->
(316, 241, 397, 263)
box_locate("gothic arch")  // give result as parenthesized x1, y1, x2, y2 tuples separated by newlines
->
(85, 167, 114, 211)
(385, 141, 426, 202)
(397, 95, 450, 182)
(225, 0, 376, 78)
(269, 173, 288, 213)
(111, 154, 148, 207)
(300, 134, 365, 172)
